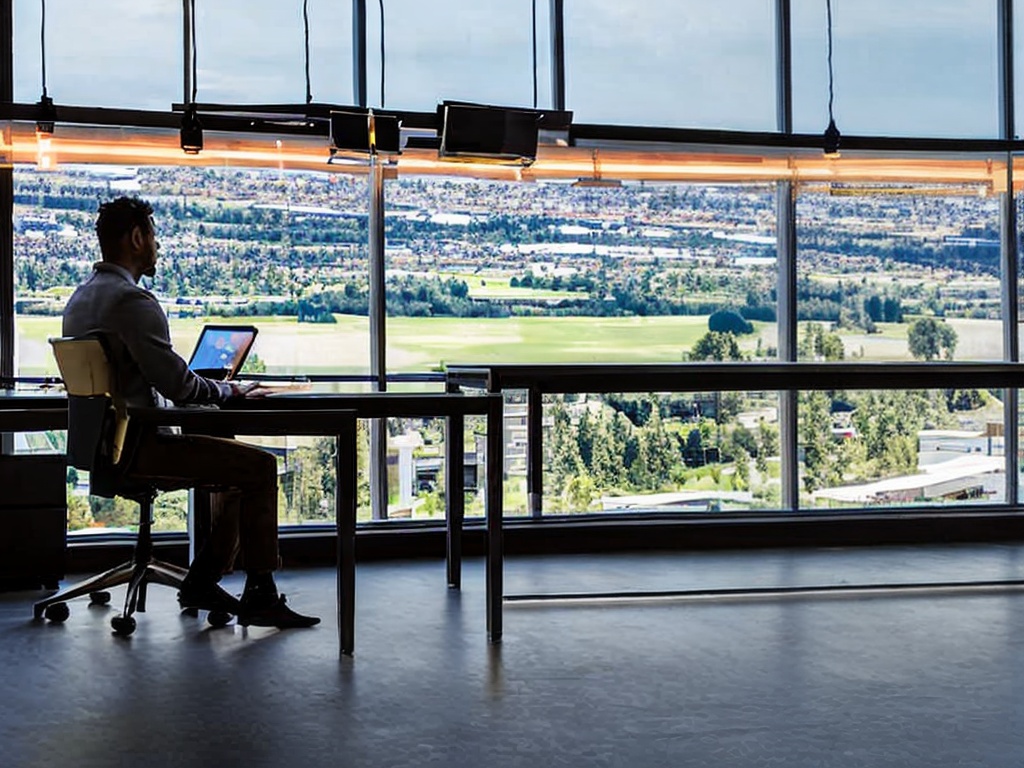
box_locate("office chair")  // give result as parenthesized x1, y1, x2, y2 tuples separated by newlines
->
(34, 336, 230, 636)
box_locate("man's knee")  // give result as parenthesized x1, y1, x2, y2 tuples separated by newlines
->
(253, 448, 278, 484)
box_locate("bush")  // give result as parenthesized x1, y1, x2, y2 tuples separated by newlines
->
(708, 308, 753, 335)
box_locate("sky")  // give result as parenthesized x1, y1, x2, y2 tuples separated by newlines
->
(9, 0, 1010, 139)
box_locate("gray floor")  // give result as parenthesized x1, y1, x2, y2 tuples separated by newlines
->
(5, 544, 1024, 768)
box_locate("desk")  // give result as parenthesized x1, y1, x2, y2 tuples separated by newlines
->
(2, 391, 505, 652)
(225, 392, 505, 645)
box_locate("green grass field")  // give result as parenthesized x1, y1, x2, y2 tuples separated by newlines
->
(18, 314, 769, 375)
(16, 313, 1004, 376)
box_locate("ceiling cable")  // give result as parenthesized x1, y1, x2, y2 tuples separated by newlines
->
(531, 0, 538, 109)
(39, 0, 47, 97)
(303, 0, 313, 104)
(826, 0, 834, 123)
(823, 0, 841, 156)
(378, 0, 386, 107)
(189, 0, 197, 102)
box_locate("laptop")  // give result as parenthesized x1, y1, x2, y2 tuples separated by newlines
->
(187, 324, 258, 381)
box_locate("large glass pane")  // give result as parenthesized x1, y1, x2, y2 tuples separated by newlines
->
(564, 0, 775, 129)
(14, 0, 181, 110)
(384, 177, 778, 371)
(385, 175, 779, 517)
(542, 391, 782, 514)
(14, 162, 371, 531)
(796, 183, 1002, 362)
(799, 388, 1005, 509)
(197, 1, 352, 104)
(792, 0, 998, 138)
(366, 0, 542, 110)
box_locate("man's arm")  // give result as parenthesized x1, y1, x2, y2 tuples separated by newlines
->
(116, 291, 237, 404)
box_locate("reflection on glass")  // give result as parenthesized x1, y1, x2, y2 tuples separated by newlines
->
(796, 184, 1002, 362)
(542, 392, 782, 514)
(799, 389, 1005, 508)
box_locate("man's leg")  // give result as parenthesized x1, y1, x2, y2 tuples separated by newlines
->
(129, 432, 318, 628)
(130, 432, 278, 573)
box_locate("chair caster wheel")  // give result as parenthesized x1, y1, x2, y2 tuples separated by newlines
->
(89, 591, 111, 606)
(111, 615, 137, 636)
(44, 603, 70, 623)
(180, 606, 200, 618)
(207, 610, 232, 628)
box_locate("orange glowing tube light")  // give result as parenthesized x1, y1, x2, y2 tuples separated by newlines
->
(0, 121, 1014, 191)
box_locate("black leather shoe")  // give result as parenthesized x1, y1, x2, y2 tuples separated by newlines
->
(237, 593, 320, 629)
(178, 582, 241, 614)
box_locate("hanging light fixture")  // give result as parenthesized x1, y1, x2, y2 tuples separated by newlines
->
(180, 0, 203, 154)
(180, 104, 203, 155)
(822, 0, 841, 157)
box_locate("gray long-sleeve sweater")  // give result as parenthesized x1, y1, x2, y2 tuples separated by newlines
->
(63, 262, 234, 409)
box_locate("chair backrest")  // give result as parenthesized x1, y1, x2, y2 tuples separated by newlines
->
(50, 336, 132, 478)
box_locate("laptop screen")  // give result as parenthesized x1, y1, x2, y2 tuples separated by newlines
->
(187, 325, 258, 381)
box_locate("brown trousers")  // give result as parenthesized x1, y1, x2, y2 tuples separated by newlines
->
(128, 432, 280, 574)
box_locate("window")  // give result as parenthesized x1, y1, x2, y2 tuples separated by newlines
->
(564, 0, 776, 130)
(383, 177, 777, 370)
(366, 0, 542, 110)
(796, 182, 1002, 364)
(799, 388, 1005, 509)
(14, 0, 181, 110)
(196, 1, 352, 105)
(383, 175, 778, 515)
(14, 161, 372, 531)
(791, 0, 999, 138)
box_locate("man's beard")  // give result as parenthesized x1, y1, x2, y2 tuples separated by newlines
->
(143, 265, 156, 278)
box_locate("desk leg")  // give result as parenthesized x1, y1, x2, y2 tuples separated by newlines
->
(336, 417, 358, 656)
(445, 413, 464, 589)
(486, 397, 503, 643)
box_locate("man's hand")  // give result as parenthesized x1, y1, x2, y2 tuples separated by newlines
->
(230, 381, 270, 398)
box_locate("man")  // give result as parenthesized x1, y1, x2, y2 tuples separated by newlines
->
(63, 196, 318, 629)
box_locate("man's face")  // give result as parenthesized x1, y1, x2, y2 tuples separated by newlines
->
(137, 216, 159, 277)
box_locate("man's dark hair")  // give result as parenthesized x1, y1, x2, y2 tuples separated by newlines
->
(95, 196, 154, 260)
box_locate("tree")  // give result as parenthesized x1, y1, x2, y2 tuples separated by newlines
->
(690, 331, 742, 361)
(731, 446, 751, 491)
(799, 322, 845, 361)
(708, 309, 753, 335)
(66, 494, 94, 531)
(908, 317, 958, 361)
(799, 391, 842, 493)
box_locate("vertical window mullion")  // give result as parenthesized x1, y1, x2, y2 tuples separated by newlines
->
(549, 0, 564, 112)
(352, 0, 367, 107)
(776, 0, 798, 511)
(999, 0, 1019, 503)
